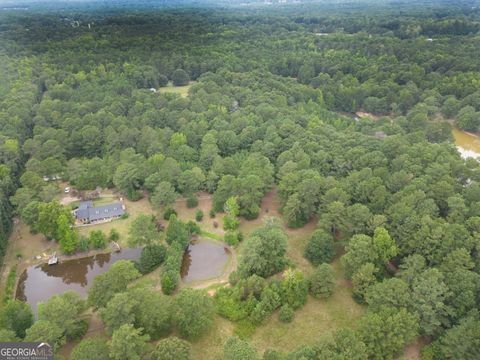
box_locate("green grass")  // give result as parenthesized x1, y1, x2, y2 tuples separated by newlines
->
(157, 82, 194, 98)
(250, 261, 364, 354)
(200, 230, 223, 241)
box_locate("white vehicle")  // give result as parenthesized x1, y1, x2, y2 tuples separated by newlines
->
(64, 187, 71, 193)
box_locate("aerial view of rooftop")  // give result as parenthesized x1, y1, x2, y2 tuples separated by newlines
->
(0, 0, 480, 359)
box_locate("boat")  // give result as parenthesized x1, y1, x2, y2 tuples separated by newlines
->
(48, 252, 58, 265)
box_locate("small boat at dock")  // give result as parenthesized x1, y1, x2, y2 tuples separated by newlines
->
(48, 252, 58, 265)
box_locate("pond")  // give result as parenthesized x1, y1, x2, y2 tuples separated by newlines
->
(181, 239, 230, 283)
(452, 127, 480, 159)
(16, 248, 141, 313)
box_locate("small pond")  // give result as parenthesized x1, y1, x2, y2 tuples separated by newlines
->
(181, 239, 230, 283)
(452, 127, 480, 159)
(16, 248, 141, 312)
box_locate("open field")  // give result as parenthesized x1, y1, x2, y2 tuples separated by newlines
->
(190, 188, 365, 358)
(157, 81, 195, 97)
(250, 260, 364, 354)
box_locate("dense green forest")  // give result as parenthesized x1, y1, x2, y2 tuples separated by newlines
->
(1, 0, 480, 359)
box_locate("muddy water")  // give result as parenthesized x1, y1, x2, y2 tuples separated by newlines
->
(181, 239, 230, 283)
(452, 127, 480, 159)
(16, 248, 141, 312)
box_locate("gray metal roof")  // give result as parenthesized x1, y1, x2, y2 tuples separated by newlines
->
(75, 201, 125, 222)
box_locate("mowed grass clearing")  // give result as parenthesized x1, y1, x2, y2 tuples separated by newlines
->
(191, 187, 364, 358)
(157, 81, 195, 98)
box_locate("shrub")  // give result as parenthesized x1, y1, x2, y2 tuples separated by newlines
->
(209, 209, 216, 218)
(214, 287, 250, 322)
(186, 195, 198, 208)
(3, 265, 17, 303)
(224, 336, 259, 360)
(77, 236, 89, 252)
(136, 244, 167, 274)
(309, 263, 335, 299)
(195, 209, 204, 222)
(89, 230, 107, 249)
(281, 269, 308, 310)
(163, 207, 177, 220)
(225, 230, 240, 246)
(151, 337, 191, 360)
(127, 188, 143, 201)
(161, 270, 180, 295)
(109, 228, 120, 242)
(234, 319, 256, 339)
(278, 304, 294, 323)
(186, 220, 201, 235)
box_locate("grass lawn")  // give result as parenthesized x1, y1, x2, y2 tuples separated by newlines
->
(250, 261, 364, 354)
(157, 81, 195, 98)
(190, 187, 364, 358)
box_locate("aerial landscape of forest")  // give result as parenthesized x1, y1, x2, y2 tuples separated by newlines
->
(0, 0, 480, 359)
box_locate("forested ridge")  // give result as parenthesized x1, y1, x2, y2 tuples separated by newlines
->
(1, 1, 480, 359)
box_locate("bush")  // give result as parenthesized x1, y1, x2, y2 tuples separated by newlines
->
(304, 230, 336, 266)
(136, 244, 167, 274)
(151, 337, 191, 360)
(163, 207, 177, 220)
(109, 228, 120, 242)
(195, 210, 204, 222)
(127, 188, 143, 201)
(77, 236, 89, 252)
(214, 287, 250, 322)
(186, 220, 201, 235)
(309, 263, 335, 299)
(161, 270, 180, 295)
(186, 195, 198, 208)
(172, 69, 190, 86)
(89, 230, 107, 249)
(3, 265, 17, 303)
(209, 209, 216, 218)
(224, 336, 259, 360)
(278, 304, 294, 323)
(225, 230, 240, 246)
(281, 269, 308, 310)
(234, 319, 256, 340)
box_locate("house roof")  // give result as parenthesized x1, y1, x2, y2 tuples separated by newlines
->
(75, 201, 124, 222)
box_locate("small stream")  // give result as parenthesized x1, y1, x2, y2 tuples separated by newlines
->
(15, 248, 141, 312)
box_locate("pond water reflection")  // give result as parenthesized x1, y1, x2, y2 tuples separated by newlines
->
(16, 248, 141, 312)
(181, 239, 230, 283)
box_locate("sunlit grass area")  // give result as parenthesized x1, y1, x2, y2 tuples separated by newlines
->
(157, 81, 195, 97)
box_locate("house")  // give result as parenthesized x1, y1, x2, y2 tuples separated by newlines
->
(75, 201, 125, 223)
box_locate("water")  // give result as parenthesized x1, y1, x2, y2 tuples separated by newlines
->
(452, 127, 480, 159)
(16, 248, 141, 312)
(181, 239, 230, 283)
